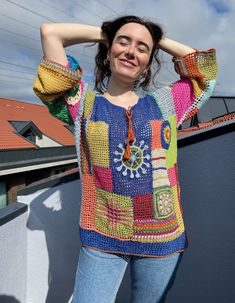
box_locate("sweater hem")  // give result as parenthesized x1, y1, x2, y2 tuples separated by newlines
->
(79, 227, 187, 258)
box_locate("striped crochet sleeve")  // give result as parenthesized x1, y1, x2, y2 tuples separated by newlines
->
(33, 55, 83, 125)
(170, 49, 217, 127)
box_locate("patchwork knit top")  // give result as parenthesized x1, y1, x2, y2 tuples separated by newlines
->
(33, 49, 217, 257)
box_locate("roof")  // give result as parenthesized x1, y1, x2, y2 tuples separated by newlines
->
(0, 98, 75, 150)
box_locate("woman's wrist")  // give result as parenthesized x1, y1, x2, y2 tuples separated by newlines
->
(158, 37, 195, 57)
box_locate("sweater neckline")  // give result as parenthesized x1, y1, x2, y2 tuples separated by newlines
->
(98, 95, 142, 110)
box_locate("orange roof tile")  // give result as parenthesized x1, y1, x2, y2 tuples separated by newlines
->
(0, 98, 75, 150)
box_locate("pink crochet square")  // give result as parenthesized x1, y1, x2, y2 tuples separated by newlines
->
(168, 165, 178, 187)
(171, 78, 195, 125)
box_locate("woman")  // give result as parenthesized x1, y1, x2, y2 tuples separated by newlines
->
(33, 15, 217, 303)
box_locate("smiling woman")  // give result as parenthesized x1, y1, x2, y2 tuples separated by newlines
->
(105, 23, 154, 89)
(33, 15, 217, 303)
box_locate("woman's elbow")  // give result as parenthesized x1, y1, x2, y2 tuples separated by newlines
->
(40, 23, 54, 38)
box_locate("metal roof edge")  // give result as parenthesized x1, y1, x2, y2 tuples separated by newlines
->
(178, 119, 235, 147)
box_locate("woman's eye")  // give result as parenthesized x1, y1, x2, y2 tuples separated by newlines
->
(120, 41, 128, 46)
(138, 48, 146, 53)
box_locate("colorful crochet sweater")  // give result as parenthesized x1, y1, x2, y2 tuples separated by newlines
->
(33, 49, 217, 257)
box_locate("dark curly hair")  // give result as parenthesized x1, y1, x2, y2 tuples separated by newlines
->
(94, 15, 164, 93)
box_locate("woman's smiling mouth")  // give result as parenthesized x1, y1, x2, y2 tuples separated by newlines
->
(119, 59, 136, 67)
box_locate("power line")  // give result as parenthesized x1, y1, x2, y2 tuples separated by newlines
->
(70, 0, 105, 20)
(0, 74, 34, 81)
(0, 27, 39, 43)
(0, 39, 41, 53)
(3, 1, 102, 64)
(0, 12, 38, 30)
(0, 28, 94, 64)
(5, 0, 57, 22)
(0, 67, 36, 76)
(0, 60, 37, 71)
(0, 56, 94, 73)
(96, 0, 119, 15)
(40, 0, 88, 24)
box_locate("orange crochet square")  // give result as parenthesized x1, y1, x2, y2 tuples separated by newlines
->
(80, 174, 97, 230)
(150, 120, 162, 149)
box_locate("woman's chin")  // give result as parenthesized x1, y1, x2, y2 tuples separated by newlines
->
(112, 71, 138, 85)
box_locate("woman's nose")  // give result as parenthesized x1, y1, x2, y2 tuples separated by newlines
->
(125, 44, 135, 58)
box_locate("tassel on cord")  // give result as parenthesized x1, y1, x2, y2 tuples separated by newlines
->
(123, 106, 135, 160)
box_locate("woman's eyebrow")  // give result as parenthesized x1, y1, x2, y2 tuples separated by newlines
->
(116, 35, 150, 51)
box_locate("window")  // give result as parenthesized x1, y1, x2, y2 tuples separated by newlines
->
(22, 129, 36, 144)
(0, 181, 7, 209)
(10, 121, 42, 145)
(224, 98, 235, 113)
(64, 124, 74, 133)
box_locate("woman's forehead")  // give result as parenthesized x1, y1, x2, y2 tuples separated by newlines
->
(115, 22, 153, 46)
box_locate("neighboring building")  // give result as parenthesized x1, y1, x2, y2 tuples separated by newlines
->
(0, 98, 78, 208)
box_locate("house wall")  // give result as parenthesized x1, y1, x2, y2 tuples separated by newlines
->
(36, 134, 62, 148)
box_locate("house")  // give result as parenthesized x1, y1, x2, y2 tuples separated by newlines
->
(0, 98, 78, 208)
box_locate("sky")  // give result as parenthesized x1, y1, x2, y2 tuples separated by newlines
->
(0, 0, 234, 104)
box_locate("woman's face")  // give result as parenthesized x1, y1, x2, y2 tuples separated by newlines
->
(108, 22, 154, 85)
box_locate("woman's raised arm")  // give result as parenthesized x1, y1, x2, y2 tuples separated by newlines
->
(40, 23, 103, 65)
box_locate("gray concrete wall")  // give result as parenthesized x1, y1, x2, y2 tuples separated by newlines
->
(18, 178, 82, 303)
(0, 212, 27, 303)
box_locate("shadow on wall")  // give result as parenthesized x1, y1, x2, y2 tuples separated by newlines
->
(0, 295, 20, 303)
(26, 178, 82, 303)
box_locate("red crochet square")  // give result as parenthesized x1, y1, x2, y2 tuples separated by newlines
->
(133, 194, 153, 220)
(94, 166, 113, 192)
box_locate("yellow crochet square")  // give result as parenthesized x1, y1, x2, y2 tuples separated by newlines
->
(166, 115, 177, 168)
(95, 188, 134, 239)
(191, 78, 206, 97)
(171, 185, 185, 235)
(83, 90, 96, 119)
(196, 51, 217, 81)
(88, 121, 110, 167)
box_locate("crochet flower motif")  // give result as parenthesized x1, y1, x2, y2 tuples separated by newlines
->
(161, 120, 171, 149)
(113, 140, 150, 179)
(65, 83, 82, 105)
(154, 188, 174, 219)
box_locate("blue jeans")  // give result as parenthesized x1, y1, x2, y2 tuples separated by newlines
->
(72, 245, 182, 303)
